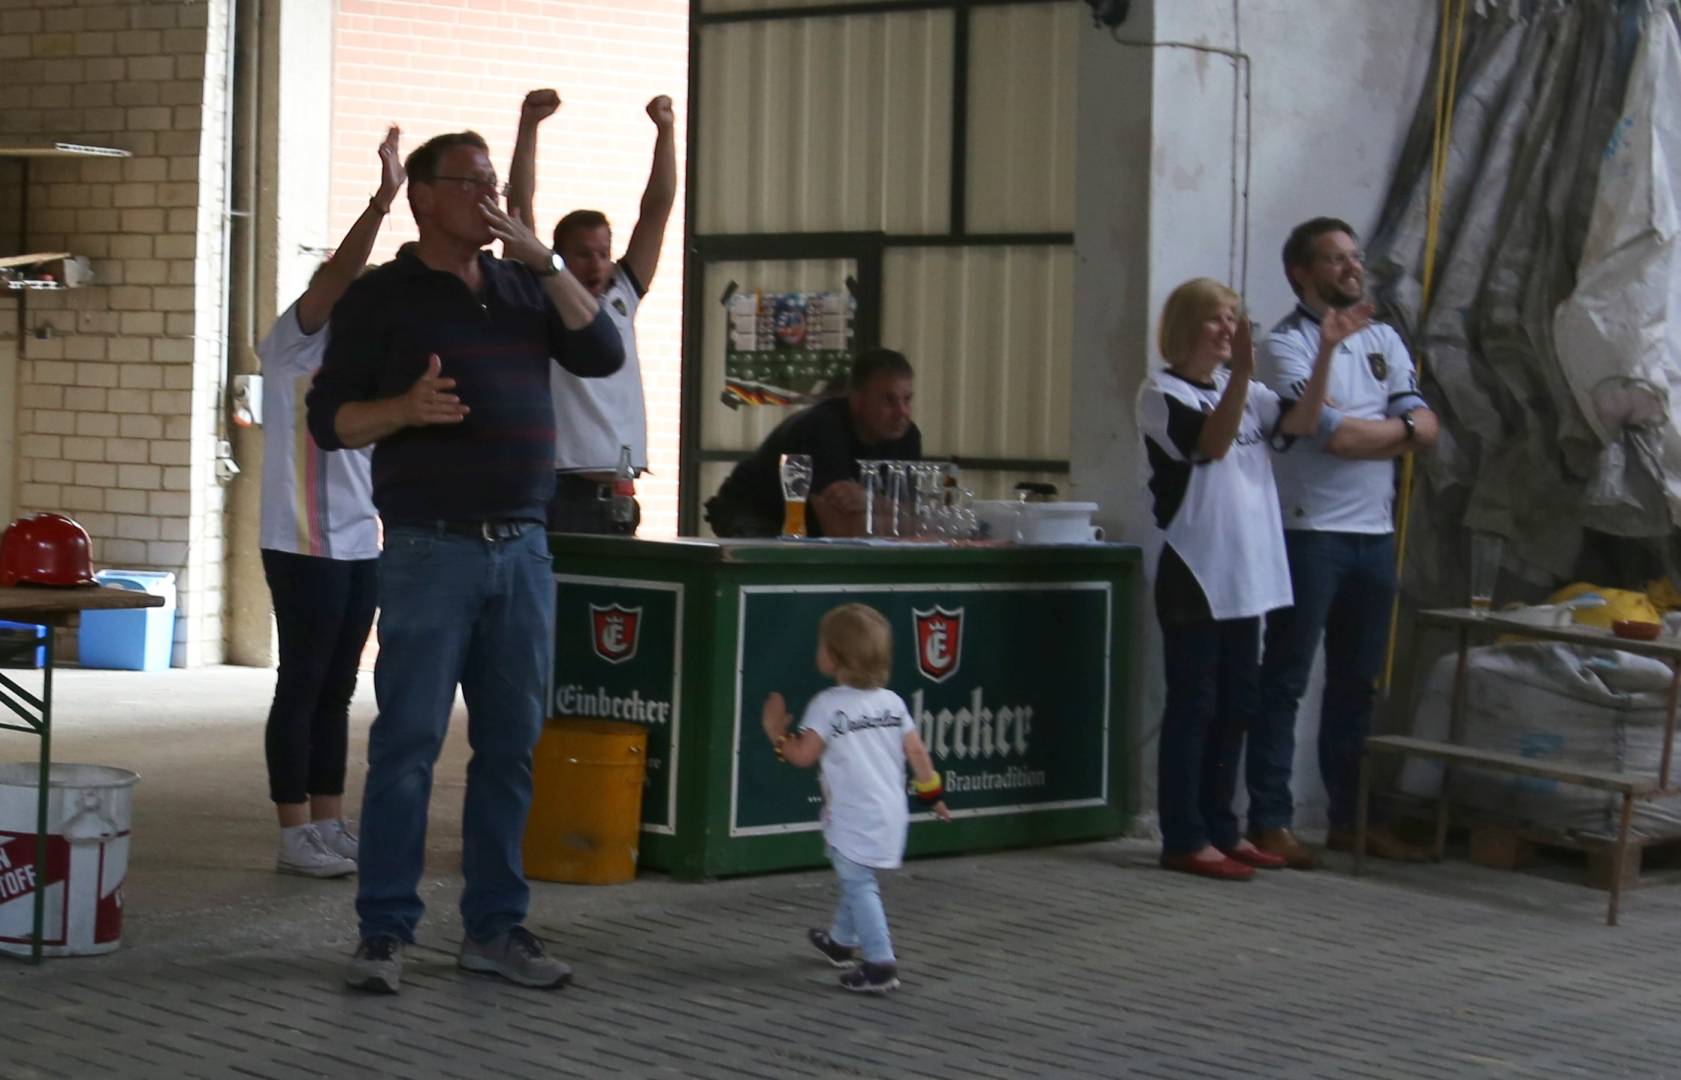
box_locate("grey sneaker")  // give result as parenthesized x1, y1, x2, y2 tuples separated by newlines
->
(316, 818, 359, 862)
(457, 926, 572, 989)
(345, 936, 403, 994)
(839, 960, 900, 994)
(808, 928, 860, 968)
(277, 824, 356, 878)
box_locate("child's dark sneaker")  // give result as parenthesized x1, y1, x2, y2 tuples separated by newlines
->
(838, 960, 899, 993)
(807, 928, 860, 968)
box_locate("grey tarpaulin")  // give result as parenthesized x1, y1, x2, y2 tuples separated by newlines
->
(1554, 11, 1681, 537)
(1363, 0, 1665, 606)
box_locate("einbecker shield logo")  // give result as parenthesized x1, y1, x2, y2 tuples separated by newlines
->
(590, 604, 642, 665)
(912, 606, 964, 683)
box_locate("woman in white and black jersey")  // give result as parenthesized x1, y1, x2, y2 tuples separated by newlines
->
(1135, 277, 1356, 881)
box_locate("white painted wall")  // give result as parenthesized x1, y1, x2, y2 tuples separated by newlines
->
(225, 0, 336, 667)
(1073, 0, 1437, 824)
(272, 0, 335, 315)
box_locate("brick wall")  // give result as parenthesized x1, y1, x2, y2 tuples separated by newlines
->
(329, 0, 690, 537)
(0, 0, 231, 665)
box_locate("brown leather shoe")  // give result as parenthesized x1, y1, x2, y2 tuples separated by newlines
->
(1219, 842, 1287, 870)
(1246, 827, 1316, 870)
(1324, 826, 1432, 862)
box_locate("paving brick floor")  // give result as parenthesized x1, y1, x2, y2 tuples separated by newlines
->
(3, 669, 1681, 1079)
(7, 839, 1681, 1079)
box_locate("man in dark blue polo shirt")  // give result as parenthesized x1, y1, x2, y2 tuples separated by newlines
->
(307, 129, 622, 994)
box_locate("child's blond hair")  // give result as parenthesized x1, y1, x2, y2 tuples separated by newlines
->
(819, 604, 893, 689)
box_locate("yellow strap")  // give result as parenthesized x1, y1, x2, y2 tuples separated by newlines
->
(1384, 0, 1468, 692)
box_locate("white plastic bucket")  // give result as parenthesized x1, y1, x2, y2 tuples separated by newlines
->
(0, 763, 138, 957)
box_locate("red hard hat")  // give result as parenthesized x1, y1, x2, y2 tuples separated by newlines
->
(0, 513, 96, 587)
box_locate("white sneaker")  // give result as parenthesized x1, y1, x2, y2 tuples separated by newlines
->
(276, 823, 357, 878)
(316, 818, 359, 862)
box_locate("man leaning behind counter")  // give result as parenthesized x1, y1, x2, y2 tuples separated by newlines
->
(704, 348, 921, 538)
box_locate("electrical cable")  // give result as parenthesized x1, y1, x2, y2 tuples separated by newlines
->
(1105, 19, 1253, 297)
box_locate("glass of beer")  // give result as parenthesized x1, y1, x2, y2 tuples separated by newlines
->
(1469, 531, 1503, 615)
(779, 453, 812, 538)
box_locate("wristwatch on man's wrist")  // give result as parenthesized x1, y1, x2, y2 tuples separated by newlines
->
(1399, 411, 1417, 441)
(534, 252, 564, 278)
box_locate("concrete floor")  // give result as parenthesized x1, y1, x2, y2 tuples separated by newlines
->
(3, 667, 1681, 1079)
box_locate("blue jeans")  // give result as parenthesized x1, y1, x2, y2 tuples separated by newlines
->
(1249, 530, 1396, 832)
(1157, 615, 1259, 856)
(355, 523, 555, 944)
(829, 848, 894, 965)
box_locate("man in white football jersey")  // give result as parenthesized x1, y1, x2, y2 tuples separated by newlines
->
(1247, 217, 1441, 868)
(506, 89, 678, 534)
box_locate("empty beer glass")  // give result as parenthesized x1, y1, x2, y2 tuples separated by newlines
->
(779, 453, 812, 538)
(859, 460, 881, 537)
(952, 487, 978, 541)
(914, 464, 944, 538)
(885, 461, 909, 539)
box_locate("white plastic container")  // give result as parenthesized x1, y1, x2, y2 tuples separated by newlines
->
(973, 500, 1106, 544)
(1018, 501, 1104, 543)
(0, 763, 138, 957)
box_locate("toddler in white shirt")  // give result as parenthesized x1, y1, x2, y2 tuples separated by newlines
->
(761, 603, 950, 993)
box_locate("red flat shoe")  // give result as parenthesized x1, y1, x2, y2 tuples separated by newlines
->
(1159, 851, 1255, 881)
(1219, 844, 1287, 870)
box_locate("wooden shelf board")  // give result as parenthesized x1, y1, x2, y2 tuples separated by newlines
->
(0, 143, 131, 159)
(0, 252, 72, 269)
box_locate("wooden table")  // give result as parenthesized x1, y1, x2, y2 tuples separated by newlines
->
(0, 584, 163, 963)
(1357, 608, 1681, 925)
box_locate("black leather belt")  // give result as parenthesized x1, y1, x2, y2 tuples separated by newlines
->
(389, 519, 539, 541)
(555, 473, 614, 500)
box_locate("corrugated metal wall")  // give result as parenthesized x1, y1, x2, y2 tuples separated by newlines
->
(695, 13, 954, 235)
(704, 0, 914, 12)
(966, 5, 1078, 233)
(884, 245, 1073, 460)
(686, 1, 1080, 529)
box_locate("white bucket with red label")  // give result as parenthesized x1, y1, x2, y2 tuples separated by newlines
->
(0, 763, 137, 957)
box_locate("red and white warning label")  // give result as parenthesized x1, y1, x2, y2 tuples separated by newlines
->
(0, 832, 70, 945)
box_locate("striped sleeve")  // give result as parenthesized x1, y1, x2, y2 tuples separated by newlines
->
(1382, 329, 1429, 416)
(1257, 328, 1315, 401)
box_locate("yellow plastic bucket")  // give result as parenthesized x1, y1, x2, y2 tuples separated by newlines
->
(523, 719, 648, 885)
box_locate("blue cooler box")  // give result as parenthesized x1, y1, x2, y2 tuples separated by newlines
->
(0, 621, 47, 669)
(78, 570, 177, 671)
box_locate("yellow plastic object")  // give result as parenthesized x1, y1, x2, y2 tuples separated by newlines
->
(1546, 583, 1661, 630)
(1648, 577, 1681, 613)
(523, 719, 649, 885)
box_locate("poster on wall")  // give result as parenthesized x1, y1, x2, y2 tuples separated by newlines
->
(722, 287, 855, 408)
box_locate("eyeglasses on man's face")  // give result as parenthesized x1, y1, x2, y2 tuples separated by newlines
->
(1316, 249, 1365, 269)
(428, 172, 500, 194)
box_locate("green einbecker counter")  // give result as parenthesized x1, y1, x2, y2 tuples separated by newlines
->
(545, 535, 1141, 879)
